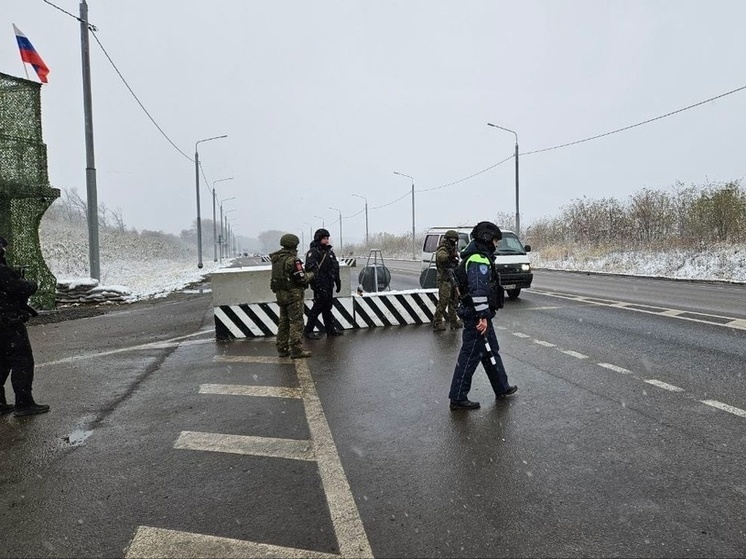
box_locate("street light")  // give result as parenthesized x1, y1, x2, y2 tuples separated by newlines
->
(394, 171, 416, 260)
(352, 194, 369, 248)
(195, 134, 227, 268)
(329, 206, 342, 250)
(228, 216, 239, 257)
(314, 215, 325, 228)
(224, 208, 237, 259)
(487, 123, 520, 236)
(303, 221, 312, 249)
(212, 177, 234, 262)
(219, 196, 236, 262)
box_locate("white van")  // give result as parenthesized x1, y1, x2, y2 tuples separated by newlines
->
(420, 226, 533, 300)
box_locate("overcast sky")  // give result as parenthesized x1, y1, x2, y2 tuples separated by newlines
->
(3, 1, 746, 246)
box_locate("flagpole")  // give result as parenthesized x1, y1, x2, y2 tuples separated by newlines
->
(79, 0, 100, 280)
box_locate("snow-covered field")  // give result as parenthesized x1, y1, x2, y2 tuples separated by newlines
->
(531, 244, 746, 284)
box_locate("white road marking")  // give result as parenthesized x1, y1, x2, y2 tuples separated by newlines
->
(125, 526, 338, 559)
(701, 400, 746, 418)
(294, 359, 373, 558)
(174, 431, 314, 461)
(199, 384, 301, 399)
(597, 363, 632, 374)
(530, 289, 746, 331)
(215, 355, 288, 365)
(533, 340, 556, 347)
(644, 379, 684, 392)
(36, 330, 214, 368)
(561, 350, 588, 359)
(512, 332, 531, 338)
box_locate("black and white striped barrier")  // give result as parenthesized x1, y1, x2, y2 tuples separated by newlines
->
(214, 289, 439, 339)
(215, 298, 356, 340)
(260, 255, 270, 262)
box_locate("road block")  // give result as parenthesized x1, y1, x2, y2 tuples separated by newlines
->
(211, 265, 440, 340)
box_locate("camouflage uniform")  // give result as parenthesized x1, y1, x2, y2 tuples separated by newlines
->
(433, 230, 462, 331)
(269, 234, 314, 358)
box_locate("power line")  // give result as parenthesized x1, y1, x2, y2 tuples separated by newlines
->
(521, 83, 746, 156)
(89, 31, 193, 162)
(416, 155, 514, 193)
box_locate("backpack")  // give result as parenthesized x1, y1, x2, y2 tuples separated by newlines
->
(270, 254, 292, 293)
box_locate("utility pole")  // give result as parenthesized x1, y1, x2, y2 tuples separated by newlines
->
(79, 0, 99, 279)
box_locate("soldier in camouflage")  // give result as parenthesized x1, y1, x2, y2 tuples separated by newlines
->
(269, 234, 314, 358)
(432, 230, 463, 331)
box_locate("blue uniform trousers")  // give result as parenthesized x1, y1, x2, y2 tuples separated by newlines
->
(448, 317, 511, 402)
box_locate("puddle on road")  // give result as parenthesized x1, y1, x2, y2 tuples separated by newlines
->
(62, 429, 93, 446)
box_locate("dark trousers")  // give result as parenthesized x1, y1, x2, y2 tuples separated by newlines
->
(449, 317, 510, 402)
(0, 324, 35, 406)
(305, 284, 337, 334)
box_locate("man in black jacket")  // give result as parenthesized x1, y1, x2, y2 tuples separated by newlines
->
(303, 228, 344, 339)
(0, 236, 50, 416)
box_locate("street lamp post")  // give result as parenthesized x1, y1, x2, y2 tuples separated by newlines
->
(487, 123, 520, 236)
(224, 208, 237, 259)
(303, 221, 312, 249)
(314, 215, 325, 228)
(195, 134, 227, 268)
(329, 206, 342, 251)
(212, 177, 234, 262)
(394, 171, 416, 260)
(219, 196, 236, 262)
(352, 194, 368, 248)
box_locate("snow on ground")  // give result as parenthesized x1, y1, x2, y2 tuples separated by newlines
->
(531, 244, 746, 284)
(47, 245, 745, 305)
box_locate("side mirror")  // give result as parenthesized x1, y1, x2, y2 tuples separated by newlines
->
(524, 244, 531, 252)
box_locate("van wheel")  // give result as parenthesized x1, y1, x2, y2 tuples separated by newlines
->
(507, 288, 521, 300)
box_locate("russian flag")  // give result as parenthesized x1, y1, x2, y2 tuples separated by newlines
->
(13, 24, 50, 84)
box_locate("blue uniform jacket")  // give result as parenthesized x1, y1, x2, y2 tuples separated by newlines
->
(458, 240, 496, 320)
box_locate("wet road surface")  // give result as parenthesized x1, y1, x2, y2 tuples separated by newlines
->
(1, 281, 744, 557)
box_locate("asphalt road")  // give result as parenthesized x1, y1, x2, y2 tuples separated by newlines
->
(1, 270, 744, 557)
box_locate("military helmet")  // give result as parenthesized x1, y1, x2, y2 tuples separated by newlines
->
(444, 230, 459, 242)
(471, 221, 502, 244)
(280, 233, 300, 249)
(314, 228, 331, 242)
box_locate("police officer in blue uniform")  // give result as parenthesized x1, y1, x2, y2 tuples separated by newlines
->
(448, 221, 517, 410)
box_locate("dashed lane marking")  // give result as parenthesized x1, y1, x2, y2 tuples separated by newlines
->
(644, 379, 685, 392)
(174, 431, 315, 461)
(561, 350, 589, 359)
(199, 384, 301, 399)
(597, 363, 632, 374)
(125, 526, 338, 559)
(512, 332, 531, 338)
(701, 400, 746, 418)
(533, 339, 556, 347)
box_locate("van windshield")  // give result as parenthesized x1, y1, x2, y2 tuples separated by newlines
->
(494, 232, 525, 254)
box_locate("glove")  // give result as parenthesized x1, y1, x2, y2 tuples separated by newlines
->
(335, 280, 341, 293)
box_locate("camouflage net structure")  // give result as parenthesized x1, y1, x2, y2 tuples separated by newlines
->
(0, 72, 60, 309)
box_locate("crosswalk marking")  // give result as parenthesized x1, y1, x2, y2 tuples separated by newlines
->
(174, 431, 315, 461)
(125, 526, 339, 559)
(199, 384, 301, 399)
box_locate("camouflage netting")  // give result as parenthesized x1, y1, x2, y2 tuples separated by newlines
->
(0, 72, 60, 309)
